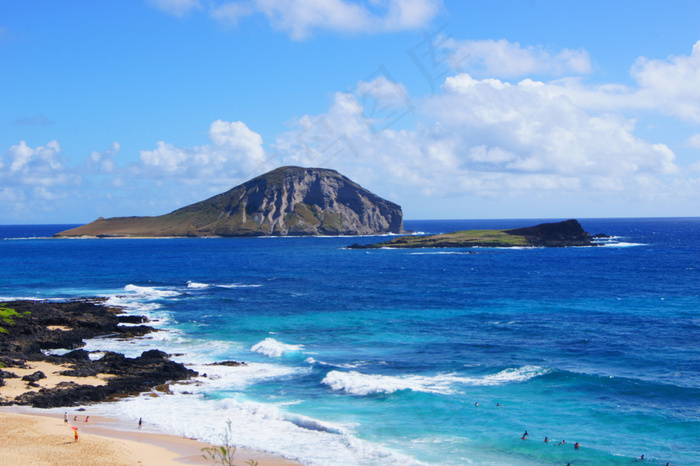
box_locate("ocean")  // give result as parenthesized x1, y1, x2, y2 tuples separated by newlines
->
(1, 218, 698, 465)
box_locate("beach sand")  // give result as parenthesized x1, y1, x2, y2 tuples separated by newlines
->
(0, 410, 301, 466)
(0, 360, 112, 402)
(0, 360, 300, 465)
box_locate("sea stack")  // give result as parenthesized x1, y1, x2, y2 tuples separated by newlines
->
(55, 166, 405, 237)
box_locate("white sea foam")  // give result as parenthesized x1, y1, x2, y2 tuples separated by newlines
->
(186, 362, 307, 392)
(601, 242, 644, 247)
(217, 283, 262, 288)
(477, 365, 551, 385)
(187, 281, 210, 289)
(124, 284, 181, 298)
(251, 338, 304, 358)
(322, 371, 457, 396)
(322, 366, 551, 396)
(61, 385, 420, 466)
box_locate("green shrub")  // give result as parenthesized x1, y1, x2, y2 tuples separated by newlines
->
(201, 420, 258, 466)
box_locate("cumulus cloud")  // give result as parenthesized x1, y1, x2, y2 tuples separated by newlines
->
(271, 72, 686, 209)
(631, 40, 700, 122)
(134, 120, 268, 187)
(210, 0, 442, 39)
(87, 142, 120, 174)
(442, 38, 592, 78)
(2, 140, 77, 185)
(0, 140, 84, 220)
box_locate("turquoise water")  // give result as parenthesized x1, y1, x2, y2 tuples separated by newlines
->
(1, 218, 698, 465)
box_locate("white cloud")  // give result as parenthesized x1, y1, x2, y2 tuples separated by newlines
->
(88, 142, 120, 174)
(271, 72, 687, 210)
(210, 0, 442, 39)
(631, 40, 700, 122)
(0, 140, 84, 221)
(442, 38, 592, 78)
(134, 120, 268, 187)
(4, 140, 69, 181)
(688, 133, 700, 149)
(147, 0, 201, 17)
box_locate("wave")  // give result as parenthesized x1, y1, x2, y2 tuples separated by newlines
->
(187, 281, 210, 289)
(74, 390, 419, 466)
(251, 338, 304, 358)
(322, 365, 551, 396)
(217, 283, 262, 288)
(185, 281, 262, 289)
(322, 370, 457, 396)
(124, 284, 181, 299)
(600, 241, 645, 247)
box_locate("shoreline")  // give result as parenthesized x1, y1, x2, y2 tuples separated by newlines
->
(0, 408, 299, 465)
(0, 299, 302, 465)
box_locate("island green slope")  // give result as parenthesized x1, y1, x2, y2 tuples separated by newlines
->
(349, 220, 599, 249)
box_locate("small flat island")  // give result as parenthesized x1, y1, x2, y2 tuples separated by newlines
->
(349, 219, 607, 249)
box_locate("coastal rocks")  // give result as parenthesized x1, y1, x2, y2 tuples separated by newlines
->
(0, 300, 198, 409)
(55, 166, 405, 237)
(15, 350, 198, 409)
(21, 371, 46, 383)
(0, 300, 123, 359)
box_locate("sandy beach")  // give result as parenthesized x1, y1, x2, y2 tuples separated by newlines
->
(0, 359, 300, 465)
(0, 409, 301, 466)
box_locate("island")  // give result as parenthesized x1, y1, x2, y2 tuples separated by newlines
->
(348, 219, 606, 249)
(55, 166, 405, 237)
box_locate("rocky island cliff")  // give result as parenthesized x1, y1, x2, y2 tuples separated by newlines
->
(55, 167, 405, 237)
(349, 219, 605, 249)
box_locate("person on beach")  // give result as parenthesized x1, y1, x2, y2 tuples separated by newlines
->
(73, 428, 79, 442)
(64, 412, 68, 424)
(74, 415, 77, 422)
(85, 416, 89, 423)
(138, 418, 142, 429)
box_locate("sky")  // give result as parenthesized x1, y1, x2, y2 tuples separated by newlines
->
(2, 0, 700, 223)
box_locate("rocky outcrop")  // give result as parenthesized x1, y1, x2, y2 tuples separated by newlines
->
(0, 299, 197, 408)
(504, 219, 594, 247)
(55, 167, 405, 237)
(349, 220, 603, 249)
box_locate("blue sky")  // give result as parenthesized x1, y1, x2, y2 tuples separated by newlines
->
(2, 0, 700, 223)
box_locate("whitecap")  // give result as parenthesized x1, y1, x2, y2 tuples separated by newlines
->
(251, 338, 304, 358)
(321, 371, 456, 396)
(187, 281, 210, 289)
(322, 366, 551, 396)
(217, 283, 262, 288)
(124, 284, 181, 298)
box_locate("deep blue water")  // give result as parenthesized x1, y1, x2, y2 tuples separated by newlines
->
(1, 218, 698, 465)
